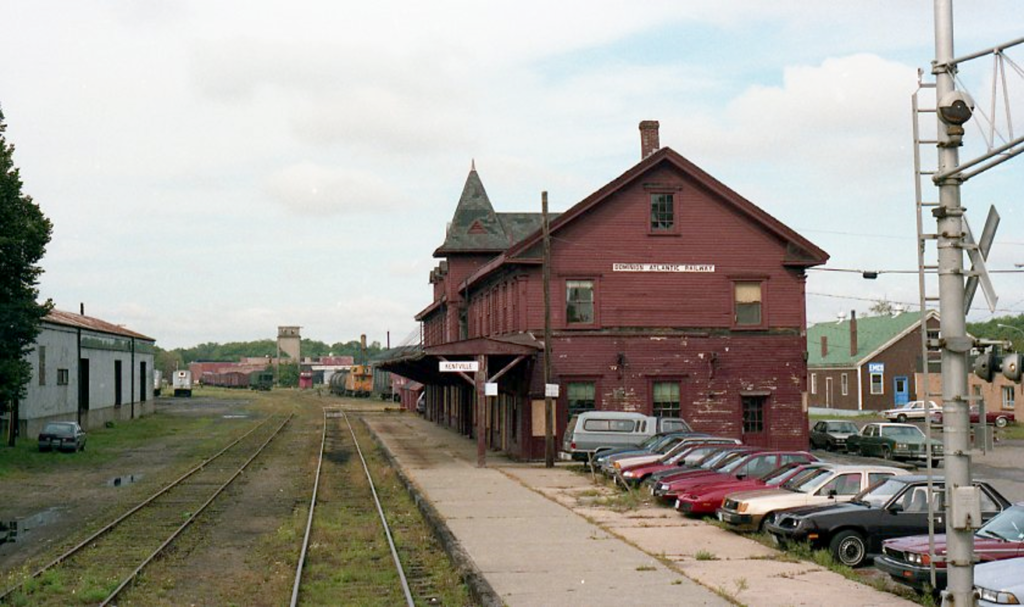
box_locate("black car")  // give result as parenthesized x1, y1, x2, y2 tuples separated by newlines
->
(37, 421, 87, 452)
(763, 476, 1010, 567)
(809, 419, 859, 451)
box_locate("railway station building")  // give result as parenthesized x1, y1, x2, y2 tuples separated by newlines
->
(5, 308, 156, 437)
(380, 121, 829, 459)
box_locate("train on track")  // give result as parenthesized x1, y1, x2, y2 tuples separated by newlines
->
(201, 369, 275, 390)
(328, 364, 400, 401)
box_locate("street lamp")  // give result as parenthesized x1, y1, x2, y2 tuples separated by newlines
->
(997, 324, 1024, 349)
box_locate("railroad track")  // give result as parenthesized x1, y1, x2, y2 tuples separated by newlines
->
(0, 413, 293, 607)
(291, 408, 457, 606)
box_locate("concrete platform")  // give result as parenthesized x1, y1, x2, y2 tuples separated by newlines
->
(364, 413, 918, 607)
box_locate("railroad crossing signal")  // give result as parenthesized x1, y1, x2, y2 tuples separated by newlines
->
(972, 346, 1023, 383)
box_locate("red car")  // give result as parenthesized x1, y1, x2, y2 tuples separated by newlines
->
(655, 451, 817, 504)
(674, 462, 829, 516)
(874, 503, 1024, 592)
(647, 447, 762, 498)
(930, 406, 1015, 428)
(619, 442, 742, 485)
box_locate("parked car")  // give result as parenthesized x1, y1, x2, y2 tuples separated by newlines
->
(845, 422, 943, 464)
(930, 406, 1015, 428)
(881, 400, 941, 423)
(560, 411, 691, 462)
(616, 439, 743, 485)
(611, 436, 740, 479)
(641, 443, 746, 485)
(809, 420, 860, 451)
(764, 476, 1010, 567)
(875, 503, 1024, 592)
(975, 557, 1024, 607)
(652, 451, 817, 500)
(716, 464, 908, 532)
(647, 446, 760, 496)
(674, 462, 831, 517)
(591, 430, 697, 472)
(37, 421, 86, 452)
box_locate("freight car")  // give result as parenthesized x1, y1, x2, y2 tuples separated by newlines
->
(201, 371, 250, 389)
(250, 371, 274, 391)
(371, 366, 401, 401)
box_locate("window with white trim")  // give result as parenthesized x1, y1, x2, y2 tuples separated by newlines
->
(870, 372, 884, 395)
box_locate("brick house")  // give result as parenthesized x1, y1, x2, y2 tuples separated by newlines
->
(381, 122, 828, 458)
(807, 310, 941, 412)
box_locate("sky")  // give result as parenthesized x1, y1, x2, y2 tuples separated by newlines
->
(2, 1, 1023, 349)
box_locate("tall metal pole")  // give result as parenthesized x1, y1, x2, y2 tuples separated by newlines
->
(543, 191, 554, 468)
(934, 1, 974, 604)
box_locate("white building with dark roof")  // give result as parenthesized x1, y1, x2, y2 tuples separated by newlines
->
(14, 308, 156, 436)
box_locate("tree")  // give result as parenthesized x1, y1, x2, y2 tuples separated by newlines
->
(869, 300, 896, 316)
(0, 107, 53, 446)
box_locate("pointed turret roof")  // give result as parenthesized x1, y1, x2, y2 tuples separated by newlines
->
(434, 167, 512, 256)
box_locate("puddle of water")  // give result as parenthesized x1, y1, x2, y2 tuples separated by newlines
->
(4, 507, 63, 542)
(222, 414, 249, 419)
(107, 473, 143, 487)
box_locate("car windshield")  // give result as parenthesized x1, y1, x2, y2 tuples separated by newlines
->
(683, 447, 720, 466)
(881, 426, 925, 439)
(761, 463, 803, 485)
(977, 505, 1024, 542)
(698, 449, 736, 469)
(851, 478, 907, 507)
(42, 423, 74, 436)
(826, 421, 858, 433)
(638, 433, 664, 449)
(789, 468, 835, 493)
(715, 452, 751, 472)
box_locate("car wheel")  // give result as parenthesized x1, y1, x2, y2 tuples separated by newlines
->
(881, 446, 893, 460)
(897, 414, 908, 423)
(830, 530, 867, 567)
(995, 416, 1009, 428)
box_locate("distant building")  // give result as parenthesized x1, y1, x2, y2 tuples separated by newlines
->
(12, 308, 156, 436)
(807, 310, 939, 411)
(277, 326, 301, 361)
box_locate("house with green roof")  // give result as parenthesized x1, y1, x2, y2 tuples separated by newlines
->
(807, 310, 939, 411)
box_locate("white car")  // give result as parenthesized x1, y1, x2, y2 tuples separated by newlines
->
(881, 400, 940, 423)
(716, 464, 908, 531)
(975, 556, 1024, 607)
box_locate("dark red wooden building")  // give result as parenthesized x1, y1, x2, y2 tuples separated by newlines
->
(381, 121, 829, 459)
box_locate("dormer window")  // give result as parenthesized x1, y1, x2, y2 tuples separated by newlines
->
(650, 193, 674, 231)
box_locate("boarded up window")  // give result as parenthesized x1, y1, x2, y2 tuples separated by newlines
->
(567, 382, 596, 417)
(734, 282, 762, 326)
(566, 280, 594, 324)
(652, 381, 680, 417)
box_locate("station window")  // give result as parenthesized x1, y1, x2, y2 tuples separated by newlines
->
(742, 395, 766, 433)
(650, 193, 674, 231)
(1003, 386, 1015, 410)
(57, 369, 69, 385)
(567, 382, 596, 417)
(734, 281, 763, 327)
(652, 381, 681, 418)
(841, 373, 849, 396)
(566, 280, 595, 325)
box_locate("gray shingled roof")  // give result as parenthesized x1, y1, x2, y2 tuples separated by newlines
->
(434, 169, 509, 255)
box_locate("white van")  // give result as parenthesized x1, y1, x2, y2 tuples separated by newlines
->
(561, 411, 690, 461)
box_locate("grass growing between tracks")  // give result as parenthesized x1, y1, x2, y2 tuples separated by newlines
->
(257, 412, 472, 607)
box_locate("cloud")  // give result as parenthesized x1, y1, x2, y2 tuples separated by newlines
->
(264, 162, 405, 214)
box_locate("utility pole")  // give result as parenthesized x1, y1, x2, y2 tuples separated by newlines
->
(543, 191, 554, 468)
(933, 2, 973, 604)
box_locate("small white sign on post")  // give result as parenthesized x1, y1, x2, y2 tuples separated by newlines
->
(485, 382, 498, 396)
(545, 383, 560, 398)
(440, 361, 479, 373)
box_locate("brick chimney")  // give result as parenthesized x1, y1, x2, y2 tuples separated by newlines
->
(821, 336, 828, 358)
(639, 120, 660, 158)
(849, 310, 858, 356)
